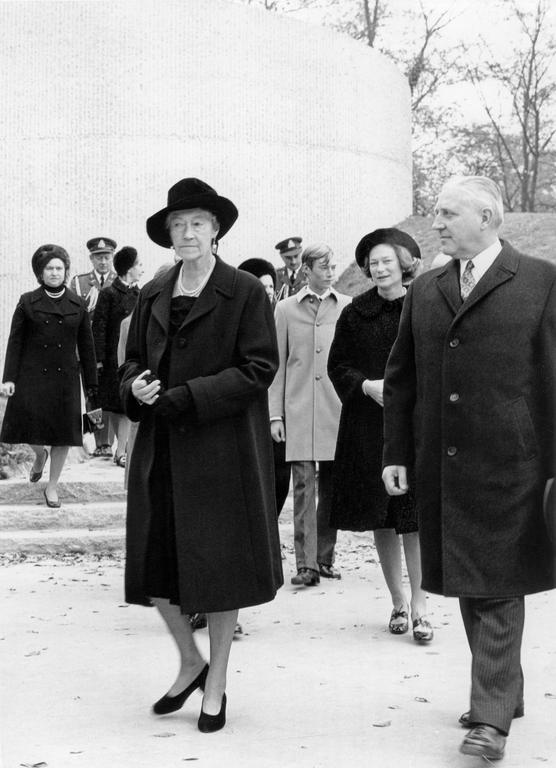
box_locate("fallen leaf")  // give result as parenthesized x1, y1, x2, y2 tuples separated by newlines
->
(153, 732, 176, 738)
(544, 692, 556, 699)
(372, 720, 391, 727)
(414, 697, 430, 703)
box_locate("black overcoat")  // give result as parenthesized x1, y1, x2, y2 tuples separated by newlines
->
(328, 287, 415, 531)
(1, 287, 97, 445)
(119, 259, 284, 612)
(92, 277, 139, 413)
(383, 243, 556, 598)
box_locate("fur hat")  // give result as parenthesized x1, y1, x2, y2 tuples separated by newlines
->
(31, 244, 70, 280)
(238, 258, 277, 288)
(113, 246, 138, 277)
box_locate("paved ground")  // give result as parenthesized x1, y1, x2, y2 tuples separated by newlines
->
(1, 457, 556, 767)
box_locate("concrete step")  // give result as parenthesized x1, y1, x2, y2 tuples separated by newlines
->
(0, 526, 125, 555)
(0, 501, 125, 530)
(0, 479, 126, 505)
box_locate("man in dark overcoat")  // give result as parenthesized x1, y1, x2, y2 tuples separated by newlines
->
(382, 176, 556, 761)
(70, 237, 117, 457)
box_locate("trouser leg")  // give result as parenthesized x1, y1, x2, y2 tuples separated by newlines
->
(459, 596, 525, 735)
(316, 461, 337, 566)
(291, 461, 317, 572)
(273, 439, 291, 517)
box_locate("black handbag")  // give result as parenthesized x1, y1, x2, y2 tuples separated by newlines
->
(82, 407, 104, 433)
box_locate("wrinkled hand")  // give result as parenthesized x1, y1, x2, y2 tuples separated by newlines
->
(362, 379, 384, 406)
(271, 420, 286, 443)
(382, 465, 408, 495)
(132, 370, 161, 405)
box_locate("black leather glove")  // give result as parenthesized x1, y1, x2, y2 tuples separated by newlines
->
(153, 384, 194, 418)
(85, 386, 99, 410)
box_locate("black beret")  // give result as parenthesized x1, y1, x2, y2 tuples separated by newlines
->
(355, 228, 421, 267)
(113, 246, 138, 277)
(31, 244, 70, 279)
(238, 258, 277, 288)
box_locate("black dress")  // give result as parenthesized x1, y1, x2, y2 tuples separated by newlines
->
(144, 295, 196, 606)
(92, 277, 139, 413)
(327, 287, 416, 533)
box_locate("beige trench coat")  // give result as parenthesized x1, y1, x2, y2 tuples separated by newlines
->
(269, 289, 351, 461)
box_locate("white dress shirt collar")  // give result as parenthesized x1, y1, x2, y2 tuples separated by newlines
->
(459, 239, 502, 284)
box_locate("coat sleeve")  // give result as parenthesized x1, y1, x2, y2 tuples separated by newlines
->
(267, 300, 288, 420)
(2, 296, 27, 383)
(327, 305, 366, 404)
(118, 292, 147, 422)
(538, 274, 556, 475)
(187, 280, 279, 424)
(77, 305, 98, 390)
(382, 283, 417, 468)
(91, 289, 110, 363)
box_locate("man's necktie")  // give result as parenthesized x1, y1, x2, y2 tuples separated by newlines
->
(460, 260, 475, 301)
(290, 270, 296, 286)
(100, 275, 105, 288)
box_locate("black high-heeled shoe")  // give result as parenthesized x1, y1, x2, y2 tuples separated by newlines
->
(198, 693, 226, 733)
(152, 663, 208, 715)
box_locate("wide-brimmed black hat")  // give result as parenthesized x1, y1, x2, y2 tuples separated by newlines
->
(146, 178, 238, 248)
(32, 244, 70, 279)
(355, 228, 421, 268)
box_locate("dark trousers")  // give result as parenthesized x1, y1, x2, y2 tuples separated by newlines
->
(459, 596, 525, 735)
(272, 439, 291, 516)
(291, 460, 337, 572)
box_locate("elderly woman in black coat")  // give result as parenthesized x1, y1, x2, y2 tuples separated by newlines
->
(328, 229, 433, 642)
(119, 178, 282, 733)
(1, 244, 97, 507)
(92, 246, 143, 466)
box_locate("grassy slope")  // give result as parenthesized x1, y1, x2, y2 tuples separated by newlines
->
(336, 212, 556, 296)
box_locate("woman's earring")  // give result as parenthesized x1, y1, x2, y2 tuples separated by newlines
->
(212, 238, 219, 255)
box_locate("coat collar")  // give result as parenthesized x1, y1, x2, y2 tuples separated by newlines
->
(29, 286, 82, 314)
(145, 257, 236, 336)
(351, 285, 405, 319)
(435, 240, 519, 316)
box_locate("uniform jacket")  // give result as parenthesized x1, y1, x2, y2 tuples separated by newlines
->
(275, 266, 307, 300)
(383, 242, 556, 598)
(92, 277, 139, 413)
(119, 259, 283, 611)
(269, 287, 351, 462)
(1, 287, 97, 446)
(70, 269, 117, 316)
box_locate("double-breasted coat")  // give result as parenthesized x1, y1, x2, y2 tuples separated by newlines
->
(275, 266, 307, 300)
(92, 277, 139, 413)
(1, 287, 97, 445)
(268, 288, 351, 461)
(119, 259, 283, 612)
(328, 287, 416, 532)
(383, 242, 556, 598)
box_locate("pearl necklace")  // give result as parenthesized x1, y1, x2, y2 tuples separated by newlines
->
(174, 259, 216, 298)
(44, 286, 66, 299)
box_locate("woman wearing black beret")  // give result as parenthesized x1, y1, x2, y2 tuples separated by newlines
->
(92, 246, 143, 466)
(1, 244, 97, 507)
(328, 228, 434, 643)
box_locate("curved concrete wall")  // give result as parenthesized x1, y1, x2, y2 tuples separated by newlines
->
(0, 0, 411, 353)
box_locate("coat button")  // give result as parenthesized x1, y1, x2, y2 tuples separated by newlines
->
(58, 319, 63, 324)
(316, 322, 321, 327)
(44, 320, 49, 324)
(315, 374, 322, 380)
(316, 347, 322, 353)
(449, 338, 460, 348)
(42, 368, 47, 374)
(447, 446, 457, 456)
(177, 338, 187, 348)
(155, 339, 162, 345)
(449, 393, 459, 402)
(57, 344, 62, 349)
(43, 344, 48, 349)
(57, 367, 62, 372)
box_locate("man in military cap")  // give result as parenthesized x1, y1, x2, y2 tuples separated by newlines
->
(275, 237, 307, 300)
(70, 237, 117, 457)
(70, 237, 117, 315)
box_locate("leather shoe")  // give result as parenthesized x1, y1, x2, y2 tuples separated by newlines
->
(291, 568, 320, 586)
(460, 725, 506, 760)
(153, 663, 208, 715)
(198, 693, 226, 733)
(30, 448, 48, 483)
(318, 563, 341, 579)
(412, 616, 434, 643)
(459, 704, 524, 728)
(43, 489, 61, 508)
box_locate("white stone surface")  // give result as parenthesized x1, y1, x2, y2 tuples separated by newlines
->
(0, 0, 411, 352)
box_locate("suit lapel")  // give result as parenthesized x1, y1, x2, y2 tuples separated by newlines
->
(435, 260, 462, 315)
(456, 244, 518, 315)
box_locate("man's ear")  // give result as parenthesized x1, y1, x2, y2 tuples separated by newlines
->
(480, 207, 494, 229)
